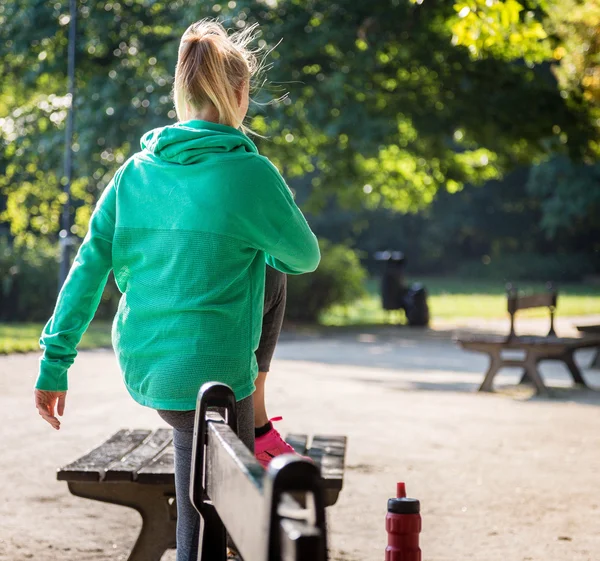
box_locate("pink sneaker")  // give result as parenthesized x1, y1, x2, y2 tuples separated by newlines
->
(255, 417, 303, 468)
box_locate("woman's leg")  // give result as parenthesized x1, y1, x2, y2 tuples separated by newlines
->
(253, 371, 269, 428)
(254, 267, 303, 466)
(157, 410, 199, 561)
(157, 397, 254, 561)
(254, 266, 287, 427)
(235, 395, 255, 454)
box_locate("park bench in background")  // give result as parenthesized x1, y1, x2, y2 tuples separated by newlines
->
(57, 392, 347, 561)
(456, 284, 600, 395)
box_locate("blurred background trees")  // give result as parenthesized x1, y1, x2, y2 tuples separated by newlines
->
(0, 0, 598, 321)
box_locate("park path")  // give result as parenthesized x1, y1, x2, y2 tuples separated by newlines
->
(1, 324, 600, 561)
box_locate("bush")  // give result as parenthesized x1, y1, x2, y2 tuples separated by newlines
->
(455, 252, 598, 283)
(96, 274, 120, 320)
(0, 238, 60, 321)
(285, 239, 367, 323)
(0, 235, 367, 324)
(0, 237, 118, 322)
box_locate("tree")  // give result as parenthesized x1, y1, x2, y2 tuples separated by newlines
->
(526, 158, 600, 237)
(527, 1, 600, 238)
(0, 0, 598, 245)
(238, 0, 597, 212)
(0, 0, 212, 245)
(444, 0, 600, 239)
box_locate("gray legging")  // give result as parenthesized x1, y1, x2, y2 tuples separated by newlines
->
(157, 396, 254, 561)
(157, 266, 286, 561)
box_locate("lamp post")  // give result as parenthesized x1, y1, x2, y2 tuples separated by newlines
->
(58, 0, 77, 290)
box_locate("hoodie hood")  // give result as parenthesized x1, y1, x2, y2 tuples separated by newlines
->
(140, 120, 258, 165)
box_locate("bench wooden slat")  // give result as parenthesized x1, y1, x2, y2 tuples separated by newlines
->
(136, 445, 176, 484)
(308, 435, 346, 489)
(104, 429, 173, 482)
(577, 324, 600, 335)
(57, 429, 152, 482)
(59, 430, 347, 487)
(458, 335, 600, 351)
(285, 434, 308, 455)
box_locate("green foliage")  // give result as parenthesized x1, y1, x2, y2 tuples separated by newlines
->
(303, 167, 599, 281)
(1, 0, 598, 247)
(0, 238, 59, 321)
(455, 252, 597, 282)
(238, 0, 596, 212)
(526, 157, 600, 236)
(546, 0, 600, 157)
(447, 0, 600, 159)
(448, 0, 552, 63)
(0, 0, 221, 244)
(0, 237, 118, 321)
(286, 240, 367, 322)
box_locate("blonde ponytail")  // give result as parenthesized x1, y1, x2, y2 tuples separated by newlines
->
(173, 19, 261, 131)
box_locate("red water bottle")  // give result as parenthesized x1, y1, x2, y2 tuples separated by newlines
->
(385, 482, 421, 561)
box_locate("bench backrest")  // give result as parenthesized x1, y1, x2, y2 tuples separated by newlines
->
(190, 382, 328, 561)
(506, 283, 558, 338)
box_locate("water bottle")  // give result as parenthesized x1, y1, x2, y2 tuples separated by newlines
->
(385, 482, 421, 561)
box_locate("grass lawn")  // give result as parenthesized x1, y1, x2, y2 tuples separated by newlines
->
(2, 278, 599, 352)
(321, 277, 600, 326)
(0, 321, 112, 355)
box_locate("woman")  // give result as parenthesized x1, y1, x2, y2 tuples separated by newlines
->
(34, 19, 319, 560)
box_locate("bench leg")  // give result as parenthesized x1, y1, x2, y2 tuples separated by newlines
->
(522, 354, 549, 396)
(518, 368, 531, 385)
(68, 482, 176, 561)
(562, 351, 588, 387)
(592, 349, 600, 370)
(479, 353, 501, 392)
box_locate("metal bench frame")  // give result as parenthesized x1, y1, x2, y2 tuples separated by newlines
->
(191, 382, 328, 561)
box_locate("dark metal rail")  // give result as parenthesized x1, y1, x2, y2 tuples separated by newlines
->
(190, 382, 328, 561)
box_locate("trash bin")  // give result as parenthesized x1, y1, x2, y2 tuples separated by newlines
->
(403, 282, 430, 327)
(374, 251, 429, 327)
(375, 251, 407, 311)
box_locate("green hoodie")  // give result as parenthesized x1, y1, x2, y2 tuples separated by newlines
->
(36, 120, 320, 409)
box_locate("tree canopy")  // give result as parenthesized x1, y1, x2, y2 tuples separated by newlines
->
(0, 0, 598, 246)
(240, 0, 597, 214)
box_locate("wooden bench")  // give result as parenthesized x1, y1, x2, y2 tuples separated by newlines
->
(57, 403, 346, 561)
(456, 284, 600, 395)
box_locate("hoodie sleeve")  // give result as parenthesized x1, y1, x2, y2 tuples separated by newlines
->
(36, 174, 118, 392)
(250, 158, 320, 275)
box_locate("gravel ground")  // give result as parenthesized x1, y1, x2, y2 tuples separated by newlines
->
(2, 319, 600, 561)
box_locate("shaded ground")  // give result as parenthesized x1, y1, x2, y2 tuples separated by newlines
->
(1, 319, 600, 561)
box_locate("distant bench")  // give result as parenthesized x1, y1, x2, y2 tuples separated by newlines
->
(456, 284, 600, 395)
(57, 393, 347, 561)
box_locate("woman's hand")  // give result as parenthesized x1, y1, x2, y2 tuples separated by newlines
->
(35, 389, 67, 430)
